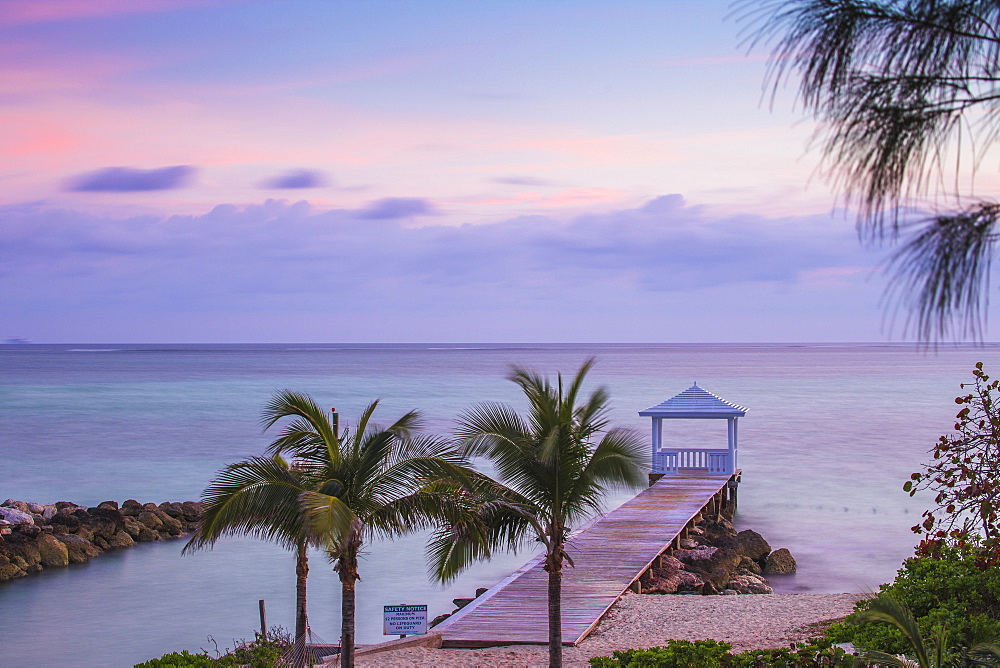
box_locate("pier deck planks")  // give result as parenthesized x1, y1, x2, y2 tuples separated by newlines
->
(437, 471, 736, 648)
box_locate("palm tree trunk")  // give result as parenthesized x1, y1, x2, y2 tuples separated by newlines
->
(294, 542, 309, 668)
(339, 546, 359, 668)
(546, 551, 563, 668)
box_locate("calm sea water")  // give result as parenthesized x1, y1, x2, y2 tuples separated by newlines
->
(1, 343, 996, 667)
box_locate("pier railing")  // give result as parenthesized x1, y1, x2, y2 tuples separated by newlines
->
(652, 448, 731, 474)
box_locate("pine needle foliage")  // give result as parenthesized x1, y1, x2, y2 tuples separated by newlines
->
(740, 0, 1000, 340)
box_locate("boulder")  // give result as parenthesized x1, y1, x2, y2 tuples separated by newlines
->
(646, 568, 705, 594)
(154, 511, 183, 535)
(136, 526, 161, 542)
(2, 500, 29, 513)
(160, 502, 184, 518)
(727, 573, 773, 594)
(673, 545, 719, 566)
(181, 501, 203, 521)
(137, 512, 163, 530)
(0, 507, 34, 526)
(108, 531, 135, 550)
(8, 554, 29, 570)
(141, 503, 159, 512)
(763, 548, 797, 575)
(71, 508, 93, 523)
(56, 534, 100, 563)
(121, 500, 142, 516)
(49, 511, 80, 531)
(674, 546, 741, 583)
(4, 535, 41, 567)
(87, 516, 119, 541)
(123, 516, 142, 539)
(17, 525, 41, 538)
(97, 501, 119, 510)
(726, 530, 771, 562)
(89, 506, 127, 530)
(54, 502, 78, 511)
(41, 505, 57, 520)
(36, 534, 69, 568)
(643, 555, 706, 594)
(26, 502, 45, 514)
(0, 557, 26, 582)
(736, 556, 762, 575)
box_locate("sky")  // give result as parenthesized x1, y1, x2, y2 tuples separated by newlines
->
(1, 0, 995, 343)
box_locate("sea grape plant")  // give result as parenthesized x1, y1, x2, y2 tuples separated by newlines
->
(904, 362, 1000, 564)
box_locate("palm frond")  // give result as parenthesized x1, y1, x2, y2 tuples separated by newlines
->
(424, 478, 540, 582)
(261, 390, 338, 458)
(885, 202, 998, 341)
(740, 0, 1000, 235)
(855, 594, 932, 668)
(184, 455, 315, 553)
(300, 489, 360, 552)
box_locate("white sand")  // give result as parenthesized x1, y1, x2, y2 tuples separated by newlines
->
(355, 592, 862, 667)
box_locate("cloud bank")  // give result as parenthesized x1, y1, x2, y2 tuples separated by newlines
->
(357, 197, 435, 219)
(261, 169, 327, 189)
(0, 195, 894, 342)
(68, 165, 195, 192)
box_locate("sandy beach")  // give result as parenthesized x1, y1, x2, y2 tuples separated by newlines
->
(355, 592, 862, 667)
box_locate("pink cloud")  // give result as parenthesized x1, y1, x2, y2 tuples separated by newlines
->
(0, 0, 231, 25)
(0, 116, 82, 156)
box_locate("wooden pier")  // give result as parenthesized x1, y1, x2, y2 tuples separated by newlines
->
(435, 470, 739, 648)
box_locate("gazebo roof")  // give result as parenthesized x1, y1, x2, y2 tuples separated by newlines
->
(638, 382, 747, 419)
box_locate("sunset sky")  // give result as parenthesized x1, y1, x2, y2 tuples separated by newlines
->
(3, 0, 993, 343)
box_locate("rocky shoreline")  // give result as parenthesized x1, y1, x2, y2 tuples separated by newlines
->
(0, 498, 203, 583)
(639, 513, 796, 595)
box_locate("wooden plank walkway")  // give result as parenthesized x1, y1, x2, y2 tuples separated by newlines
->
(436, 471, 737, 648)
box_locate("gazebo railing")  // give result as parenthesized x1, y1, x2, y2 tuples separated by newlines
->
(652, 448, 731, 474)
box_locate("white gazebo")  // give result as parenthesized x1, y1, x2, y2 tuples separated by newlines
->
(638, 383, 747, 475)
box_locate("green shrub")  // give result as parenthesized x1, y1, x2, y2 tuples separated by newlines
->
(589, 639, 733, 667)
(826, 543, 1000, 657)
(134, 626, 297, 668)
(216, 627, 294, 667)
(133, 649, 216, 668)
(589, 638, 865, 667)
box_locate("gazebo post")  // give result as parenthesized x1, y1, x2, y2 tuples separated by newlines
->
(727, 417, 737, 475)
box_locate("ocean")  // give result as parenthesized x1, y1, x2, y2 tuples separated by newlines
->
(1, 343, 995, 667)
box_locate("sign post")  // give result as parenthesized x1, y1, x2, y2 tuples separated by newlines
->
(383, 604, 428, 638)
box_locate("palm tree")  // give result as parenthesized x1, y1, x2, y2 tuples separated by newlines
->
(184, 454, 317, 661)
(427, 358, 646, 668)
(260, 390, 472, 668)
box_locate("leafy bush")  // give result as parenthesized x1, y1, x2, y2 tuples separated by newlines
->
(133, 649, 216, 668)
(588, 638, 863, 667)
(589, 639, 734, 667)
(216, 627, 293, 667)
(729, 637, 861, 666)
(826, 543, 1000, 657)
(134, 626, 297, 668)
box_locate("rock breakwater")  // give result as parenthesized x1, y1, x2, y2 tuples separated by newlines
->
(0, 498, 203, 583)
(639, 514, 796, 595)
